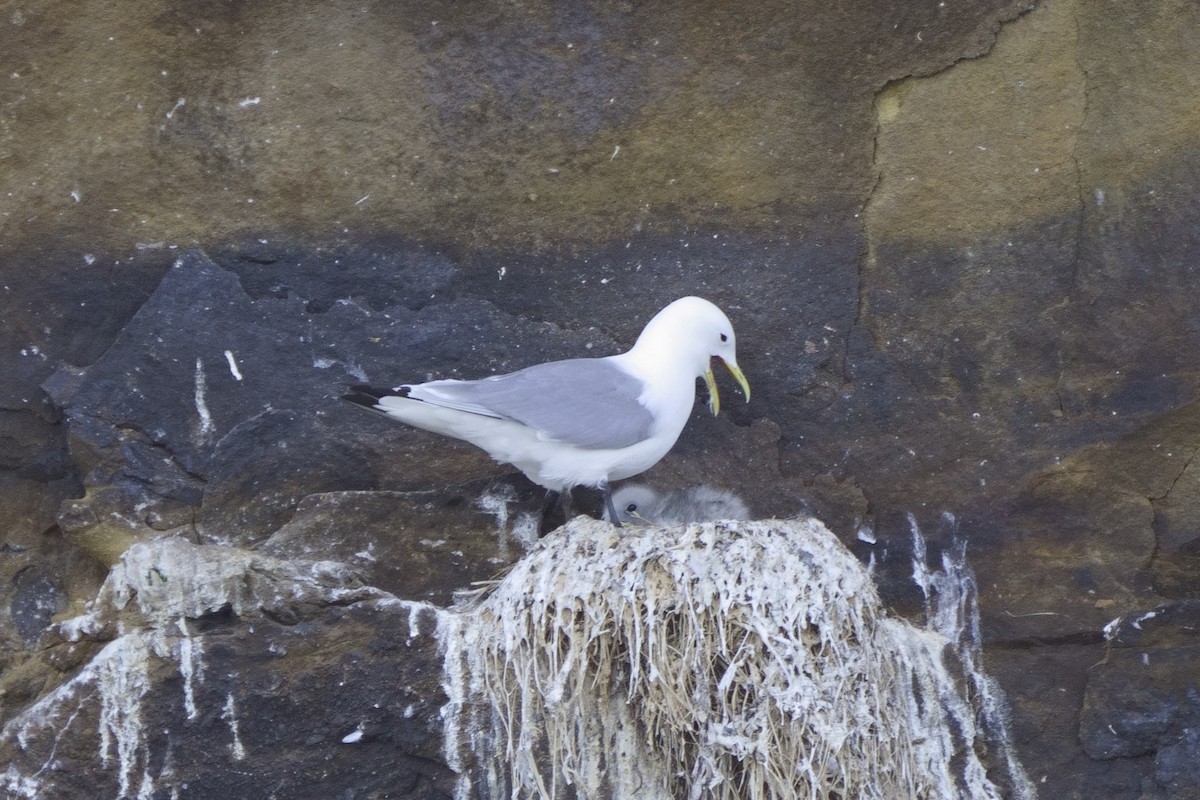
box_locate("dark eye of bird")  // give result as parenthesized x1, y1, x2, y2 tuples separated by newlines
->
(720, 333, 728, 342)
(625, 503, 638, 513)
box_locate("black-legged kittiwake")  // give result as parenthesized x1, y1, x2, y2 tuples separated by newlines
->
(603, 484, 751, 526)
(342, 296, 750, 525)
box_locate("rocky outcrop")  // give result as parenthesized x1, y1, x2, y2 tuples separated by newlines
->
(1080, 602, 1200, 800)
(3, 0, 1200, 796)
(4, 518, 1030, 800)
(1, 537, 453, 799)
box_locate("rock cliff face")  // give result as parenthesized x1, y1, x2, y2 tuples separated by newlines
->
(3, 0, 1200, 797)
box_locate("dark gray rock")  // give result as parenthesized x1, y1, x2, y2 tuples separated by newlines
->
(45, 251, 315, 478)
(10, 568, 65, 644)
(210, 236, 459, 312)
(986, 642, 1156, 800)
(1080, 602, 1200, 796)
(1156, 728, 1200, 800)
(258, 480, 543, 605)
(0, 538, 454, 800)
(43, 249, 618, 560)
(198, 409, 378, 547)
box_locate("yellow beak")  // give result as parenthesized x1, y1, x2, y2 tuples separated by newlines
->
(704, 359, 751, 416)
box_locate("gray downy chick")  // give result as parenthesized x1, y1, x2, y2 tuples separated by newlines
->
(605, 484, 751, 526)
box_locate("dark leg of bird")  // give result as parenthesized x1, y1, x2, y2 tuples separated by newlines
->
(557, 488, 574, 519)
(600, 481, 623, 528)
(538, 488, 571, 536)
(540, 490, 558, 517)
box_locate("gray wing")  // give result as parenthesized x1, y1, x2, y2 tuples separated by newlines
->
(415, 359, 655, 450)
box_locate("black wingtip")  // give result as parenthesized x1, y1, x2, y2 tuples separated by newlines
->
(341, 384, 410, 410)
(342, 390, 381, 410)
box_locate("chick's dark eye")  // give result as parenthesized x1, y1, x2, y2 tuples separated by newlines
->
(625, 503, 638, 513)
(720, 333, 728, 343)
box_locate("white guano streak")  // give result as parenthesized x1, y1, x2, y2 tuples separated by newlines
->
(223, 350, 243, 381)
(194, 359, 214, 441)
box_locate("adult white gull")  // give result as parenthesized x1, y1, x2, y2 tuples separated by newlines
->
(342, 296, 750, 525)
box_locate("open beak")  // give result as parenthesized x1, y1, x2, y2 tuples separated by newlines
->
(704, 358, 751, 416)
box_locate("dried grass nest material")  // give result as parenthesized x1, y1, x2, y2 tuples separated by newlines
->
(450, 517, 1009, 800)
